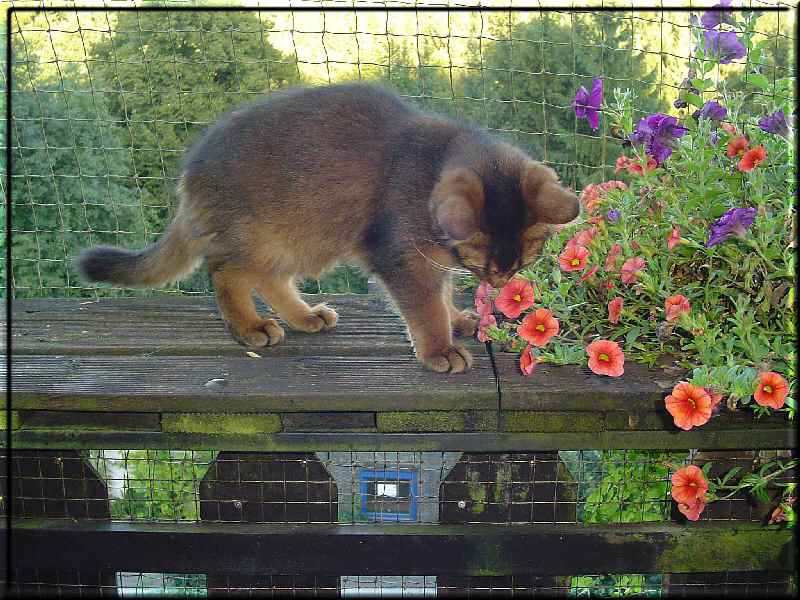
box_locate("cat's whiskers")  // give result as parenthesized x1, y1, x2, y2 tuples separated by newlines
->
(412, 242, 472, 276)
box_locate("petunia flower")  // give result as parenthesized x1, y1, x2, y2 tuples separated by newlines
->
(706, 207, 756, 247)
(665, 382, 713, 430)
(579, 184, 601, 213)
(620, 257, 646, 284)
(558, 245, 590, 273)
(664, 294, 691, 322)
(608, 297, 623, 324)
(693, 100, 727, 122)
(754, 371, 789, 409)
(494, 278, 535, 319)
(721, 122, 738, 136)
(520, 344, 536, 376)
(678, 496, 708, 521)
(573, 78, 603, 131)
(726, 135, 748, 157)
(667, 226, 682, 250)
(616, 155, 659, 176)
(758, 109, 791, 139)
(700, 0, 734, 29)
(586, 339, 624, 377)
(604, 243, 622, 272)
(518, 308, 560, 347)
(566, 226, 599, 249)
(630, 113, 688, 164)
(738, 145, 766, 172)
(579, 265, 599, 282)
(671, 465, 709, 505)
(476, 312, 496, 343)
(475, 281, 494, 317)
(703, 29, 747, 64)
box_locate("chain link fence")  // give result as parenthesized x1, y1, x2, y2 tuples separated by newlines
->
(5, 1, 794, 298)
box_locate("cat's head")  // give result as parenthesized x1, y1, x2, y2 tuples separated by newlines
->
(431, 156, 579, 288)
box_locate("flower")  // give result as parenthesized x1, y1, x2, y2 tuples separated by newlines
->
(620, 257, 646, 284)
(475, 281, 494, 317)
(579, 184, 601, 213)
(738, 145, 766, 172)
(754, 371, 789, 409)
(520, 344, 536, 376)
(667, 226, 682, 250)
(566, 227, 599, 249)
(586, 339, 624, 377)
(518, 308, 560, 347)
(598, 180, 627, 193)
(476, 312, 496, 343)
(579, 264, 599, 282)
(664, 294, 691, 322)
(630, 113, 688, 164)
(573, 78, 603, 131)
(671, 465, 709, 505)
(604, 243, 622, 272)
(558, 245, 590, 272)
(721, 122, 738, 136)
(726, 135, 748, 157)
(494, 278, 535, 319)
(678, 497, 708, 521)
(701, 0, 735, 29)
(758, 109, 791, 139)
(693, 100, 727, 122)
(608, 297, 623, 324)
(665, 382, 713, 430)
(706, 207, 756, 247)
(605, 209, 620, 223)
(703, 29, 746, 64)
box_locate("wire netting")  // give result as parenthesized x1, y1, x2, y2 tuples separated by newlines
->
(5, 1, 795, 298)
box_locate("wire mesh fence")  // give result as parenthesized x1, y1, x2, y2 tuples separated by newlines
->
(5, 1, 795, 298)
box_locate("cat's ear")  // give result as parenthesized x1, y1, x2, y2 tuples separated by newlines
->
(522, 163, 580, 224)
(430, 168, 485, 241)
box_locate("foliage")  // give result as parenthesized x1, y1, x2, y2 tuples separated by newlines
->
(569, 574, 661, 598)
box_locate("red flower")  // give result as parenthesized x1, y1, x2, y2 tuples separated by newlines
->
(586, 339, 624, 377)
(494, 278, 535, 319)
(599, 180, 628, 193)
(518, 308, 560, 347)
(558, 245, 590, 272)
(671, 465, 709, 505)
(678, 497, 708, 521)
(566, 227, 599, 249)
(664, 294, 691, 322)
(727, 135, 748, 157)
(520, 344, 536, 376)
(721, 122, 737, 136)
(665, 382, 713, 430)
(476, 313, 496, 343)
(579, 184, 602, 213)
(608, 297, 623, 324)
(754, 371, 789, 409)
(579, 265, 599, 282)
(616, 155, 657, 175)
(738, 145, 766, 172)
(620, 257, 646, 284)
(604, 243, 622, 272)
(667, 226, 682, 250)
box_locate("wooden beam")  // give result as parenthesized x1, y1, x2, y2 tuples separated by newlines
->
(8, 520, 793, 576)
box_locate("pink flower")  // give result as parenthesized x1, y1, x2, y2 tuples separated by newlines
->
(566, 227, 599, 249)
(604, 243, 622, 272)
(559, 245, 590, 272)
(664, 294, 691, 322)
(494, 278, 535, 319)
(579, 265, 599, 282)
(599, 180, 627, 193)
(518, 308, 560, 347)
(579, 184, 602, 214)
(475, 281, 494, 317)
(667, 226, 682, 250)
(678, 496, 708, 521)
(620, 257, 646, 284)
(608, 297, 623, 324)
(520, 344, 536, 376)
(476, 313, 497, 343)
(586, 339, 625, 377)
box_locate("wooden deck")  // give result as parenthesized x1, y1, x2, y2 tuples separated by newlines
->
(3, 293, 794, 451)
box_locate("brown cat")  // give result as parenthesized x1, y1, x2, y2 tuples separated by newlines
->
(76, 84, 579, 373)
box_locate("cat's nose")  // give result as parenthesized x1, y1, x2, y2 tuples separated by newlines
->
(487, 274, 511, 288)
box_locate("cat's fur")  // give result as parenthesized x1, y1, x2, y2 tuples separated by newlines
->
(76, 84, 579, 373)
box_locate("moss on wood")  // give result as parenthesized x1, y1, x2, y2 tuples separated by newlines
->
(161, 413, 281, 434)
(377, 411, 497, 432)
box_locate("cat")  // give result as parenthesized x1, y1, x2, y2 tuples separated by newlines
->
(76, 83, 579, 373)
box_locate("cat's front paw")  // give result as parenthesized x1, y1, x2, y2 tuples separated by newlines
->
(289, 304, 338, 333)
(229, 318, 285, 348)
(420, 344, 474, 374)
(452, 309, 480, 337)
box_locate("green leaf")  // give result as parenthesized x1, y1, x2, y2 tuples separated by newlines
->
(746, 73, 770, 91)
(685, 93, 704, 108)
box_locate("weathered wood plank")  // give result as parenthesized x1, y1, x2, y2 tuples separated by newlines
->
(8, 520, 793, 575)
(7, 355, 498, 412)
(8, 429, 795, 451)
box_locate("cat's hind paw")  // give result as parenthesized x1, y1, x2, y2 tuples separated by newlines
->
(421, 344, 474, 374)
(290, 304, 338, 333)
(230, 318, 285, 348)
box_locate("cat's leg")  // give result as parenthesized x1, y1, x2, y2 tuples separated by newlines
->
(377, 266, 473, 373)
(212, 268, 285, 347)
(443, 276, 480, 338)
(254, 276, 338, 333)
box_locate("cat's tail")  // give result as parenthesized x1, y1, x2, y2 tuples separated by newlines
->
(75, 198, 208, 288)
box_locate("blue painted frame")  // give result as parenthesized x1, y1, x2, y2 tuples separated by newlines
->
(358, 468, 419, 522)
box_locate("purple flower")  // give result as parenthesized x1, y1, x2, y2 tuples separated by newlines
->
(629, 113, 688, 164)
(710, 130, 721, 145)
(758, 109, 791, 139)
(706, 207, 756, 247)
(693, 100, 727, 122)
(701, 0, 735, 29)
(704, 30, 746, 64)
(605, 210, 620, 223)
(574, 78, 603, 131)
